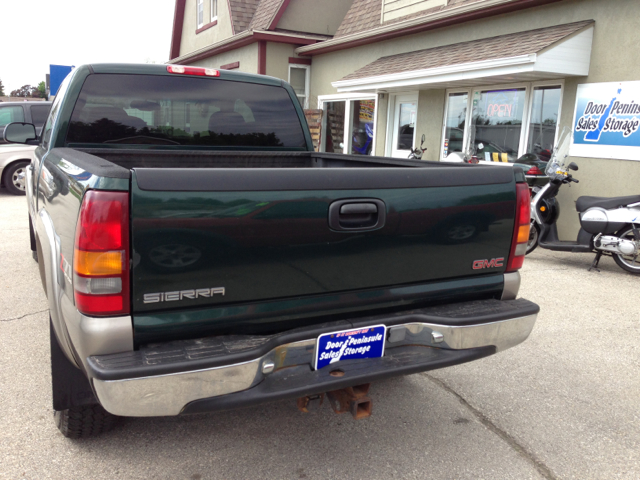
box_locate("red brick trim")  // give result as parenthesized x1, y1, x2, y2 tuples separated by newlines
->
(288, 57, 311, 65)
(220, 61, 240, 70)
(258, 41, 267, 75)
(169, 0, 186, 60)
(176, 32, 319, 65)
(196, 19, 218, 34)
(268, 0, 291, 30)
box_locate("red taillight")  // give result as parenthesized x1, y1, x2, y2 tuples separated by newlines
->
(506, 183, 531, 272)
(166, 65, 220, 77)
(73, 190, 130, 316)
(527, 166, 543, 175)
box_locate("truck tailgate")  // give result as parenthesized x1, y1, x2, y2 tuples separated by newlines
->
(130, 166, 516, 337)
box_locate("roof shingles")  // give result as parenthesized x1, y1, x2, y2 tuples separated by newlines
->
(340, 21, 594, 81)
(334, 0, 382, 38)
(229, 0, 262, 34)
(335, 0, 505, 39)
(249, 0, 285, 30)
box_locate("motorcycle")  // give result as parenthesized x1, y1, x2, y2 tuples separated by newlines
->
(352, 123, 374, 155)
(527, 132, 640, 274)
(408, 134, 427, 159)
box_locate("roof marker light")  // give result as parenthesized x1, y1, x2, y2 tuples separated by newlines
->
(167, 65, 220, 77)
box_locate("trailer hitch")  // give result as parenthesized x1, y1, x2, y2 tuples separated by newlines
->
(297, 383, 373, 420)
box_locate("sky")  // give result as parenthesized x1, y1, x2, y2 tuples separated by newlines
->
(0, 0, 176, 94)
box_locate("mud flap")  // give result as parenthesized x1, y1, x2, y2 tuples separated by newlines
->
(50, 320, 98, 411)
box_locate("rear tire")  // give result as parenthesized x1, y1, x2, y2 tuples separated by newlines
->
(612, 226, 640, 274)
(54, 405, 117, 439)
(526, 221, 539, 255)
(3, 161, 29, 195)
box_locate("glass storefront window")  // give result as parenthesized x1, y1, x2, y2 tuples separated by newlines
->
(320, 97, 377, 155)
(471, 88, 526, 162)
(349, 99, 375, 155)
(443, 92, 468, 158)
(526, 85, 561, 159)
(323, 101, 345, 153)
(442, 83, 563, 162)
(396, 102, 416, 150)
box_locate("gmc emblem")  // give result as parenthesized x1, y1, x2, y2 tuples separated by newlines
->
(473, 258, 504, 270)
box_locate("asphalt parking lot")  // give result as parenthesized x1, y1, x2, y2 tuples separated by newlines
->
(1, 188, 639, 480)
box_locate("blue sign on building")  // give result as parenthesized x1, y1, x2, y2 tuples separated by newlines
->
(49, 65, 74, 96)
(571, 81, 640, 161)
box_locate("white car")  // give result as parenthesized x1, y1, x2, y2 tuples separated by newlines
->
(0, 144, 36, 195)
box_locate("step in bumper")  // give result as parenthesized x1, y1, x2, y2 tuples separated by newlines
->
(88, 298, 538, 417)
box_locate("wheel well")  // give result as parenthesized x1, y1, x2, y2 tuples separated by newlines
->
(29, 215, 37, 252)
(1, 158, 31, 187)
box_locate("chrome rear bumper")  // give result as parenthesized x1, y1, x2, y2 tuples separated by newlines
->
(91, 310, 537, 417)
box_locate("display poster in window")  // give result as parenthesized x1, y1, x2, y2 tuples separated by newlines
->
(359, 100, 375, 123)
(571, 81, 640, 161)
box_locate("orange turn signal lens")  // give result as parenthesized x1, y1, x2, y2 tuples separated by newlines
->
(517, 225, 530, 244)
(74, 249, 124, 276)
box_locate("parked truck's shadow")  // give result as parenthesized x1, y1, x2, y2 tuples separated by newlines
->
(68, 373, 499, 478)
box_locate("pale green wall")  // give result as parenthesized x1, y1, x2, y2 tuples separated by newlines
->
(309, 0, 640, 237)
(191, 43, 259, 74)
(265, 43, 297, 83)
(415, 89, 445, 161)
(180, 0, 234, 58)
(277, 0, 355, 36)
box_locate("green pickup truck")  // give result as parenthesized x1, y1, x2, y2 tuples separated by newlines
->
(5, 64, 538, 438)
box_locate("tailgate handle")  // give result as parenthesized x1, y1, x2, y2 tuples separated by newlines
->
(340, 203, 377, 215)
(329, 199, 386, 232)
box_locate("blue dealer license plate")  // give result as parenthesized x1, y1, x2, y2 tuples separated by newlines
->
(315, 325, 386, 370)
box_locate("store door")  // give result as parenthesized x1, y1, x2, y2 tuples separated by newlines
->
(390, 94, 418, 158)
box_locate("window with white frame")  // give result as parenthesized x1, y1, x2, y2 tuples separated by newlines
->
(196, 0, 204, 28)
(210, 0, 217, 22)
(288, 65, 310, 109)
(318, 94, 377, 156)
(441, 81, 563, 162)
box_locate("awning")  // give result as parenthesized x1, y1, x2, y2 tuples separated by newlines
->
(333, 21, 594, 93)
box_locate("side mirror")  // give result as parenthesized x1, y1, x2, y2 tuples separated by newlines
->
(4, 122, 37, 144)
(568, 162, 578, 171)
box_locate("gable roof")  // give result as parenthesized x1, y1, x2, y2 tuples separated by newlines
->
(339, 20, 593, 81)
(249, 0, 287, 31)
(170, 0, 312, 61)
(229, 0, 261, 34)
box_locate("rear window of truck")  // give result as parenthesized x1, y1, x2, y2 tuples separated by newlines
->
(66, 74, 307, 148)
